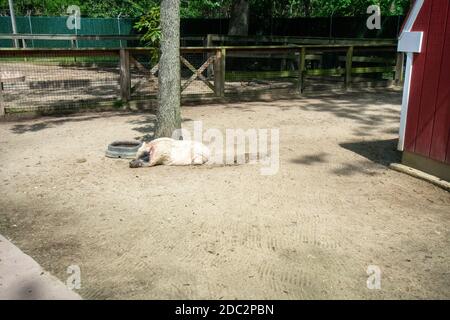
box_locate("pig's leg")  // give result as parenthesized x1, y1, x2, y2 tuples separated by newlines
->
(147, 145, 162, 167)
(190, 143, 210, 165)
(192, 154, 204, 165)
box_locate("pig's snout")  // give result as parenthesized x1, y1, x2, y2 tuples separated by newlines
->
(129, 159, 143, 168)
(129, 151, 151, 168)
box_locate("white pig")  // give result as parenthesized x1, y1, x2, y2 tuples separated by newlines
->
(130, 138, 210, 168)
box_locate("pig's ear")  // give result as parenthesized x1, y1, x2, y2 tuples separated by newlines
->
(136, 143, 149, 159)
(148, 145, 155, 157)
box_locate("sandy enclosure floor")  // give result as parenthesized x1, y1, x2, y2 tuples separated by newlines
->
(0, 89, 449, 299)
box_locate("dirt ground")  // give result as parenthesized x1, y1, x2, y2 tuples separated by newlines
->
(0, 89, 449, 299)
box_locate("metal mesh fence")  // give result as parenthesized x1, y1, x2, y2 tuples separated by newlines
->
(129, 52, 158, 99)
(0, 46, 399, 115)
(0, 51, 120, 113)
(224, 47, 398, 94)
(225, 51, 298, 94)
(128, 50, 216, 101)
(180, 51, 216, 96)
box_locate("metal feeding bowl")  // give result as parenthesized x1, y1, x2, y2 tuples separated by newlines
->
(105, 140, 143, 159)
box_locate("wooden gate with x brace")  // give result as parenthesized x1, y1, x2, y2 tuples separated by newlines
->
(129, 52, 220, 95)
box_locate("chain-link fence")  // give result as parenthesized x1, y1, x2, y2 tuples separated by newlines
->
(0, 44, 401, 116)
(225, 49, 299, 94)
(0, 50, 120, 114)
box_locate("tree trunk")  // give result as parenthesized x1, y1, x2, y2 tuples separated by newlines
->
(303, 0, 311, 17)
(228, 0, 249, 36)
(155, 0, 182, 139)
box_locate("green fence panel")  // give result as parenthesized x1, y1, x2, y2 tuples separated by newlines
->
(0, 16, 136, 48)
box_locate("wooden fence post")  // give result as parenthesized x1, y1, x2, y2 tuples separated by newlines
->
(214, 48, 226, 97)
(395, 52, 405, 85)
(345, 46, 354, 89)
(206, 34, 213, 79)
(0, 92, 4, 117)
(0, 76, 4, 116)
(298, 47, 306, 93)
(71, 39, 77, 63)
(119, 49, 131, 102)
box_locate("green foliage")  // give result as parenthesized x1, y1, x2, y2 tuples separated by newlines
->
(306, 0, 410, 17)
(0, 0, 410, 18)
(242, 0, 410, 18)
(180, 0, 230, 18)
(0, 0, 160, 17)
(134, 6, 161, 64)
(179, 0, 411, 18)
(135, 6, 161, 44)
(0, 0, 81, 16)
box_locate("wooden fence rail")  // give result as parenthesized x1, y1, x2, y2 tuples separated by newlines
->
(0, 43, 401, 116)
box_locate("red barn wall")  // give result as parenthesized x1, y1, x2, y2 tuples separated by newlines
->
(404, 0, 450, 165)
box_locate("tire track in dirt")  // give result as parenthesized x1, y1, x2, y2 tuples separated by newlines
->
(82, 219, 178, 299)
(217, 216, 342, 253)
(202, 214, 346, 298)
(257, 261, 314, 299)
(209, 214, 347, 299)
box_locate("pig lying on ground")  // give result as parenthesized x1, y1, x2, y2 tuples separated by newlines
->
(129, 138, 210, 168)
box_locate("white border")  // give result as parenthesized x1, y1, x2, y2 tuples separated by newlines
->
(397, 0, 425, 151)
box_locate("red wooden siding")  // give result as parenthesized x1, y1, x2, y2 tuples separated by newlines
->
(404, 0, 432, 153)
(431, 1, 450, 162)
(404, 0, 450, 165)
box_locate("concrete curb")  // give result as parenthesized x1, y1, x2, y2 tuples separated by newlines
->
(389, 163, 450, 192)
(0, 235, 82, 300)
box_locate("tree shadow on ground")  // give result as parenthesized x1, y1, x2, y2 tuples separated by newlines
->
(297, 91, 402, 137)
(9, 112, 147, 134)
(300, 101, 400, 127)
(128, 116, 193, 141)
(339, 138, 401, 167)
(290, 152, 329, 165)
(128, 115, 157, 141)
(289, 139, 400, 177)
(219, 89, 402, 135)
(331, 162, 381, 177)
